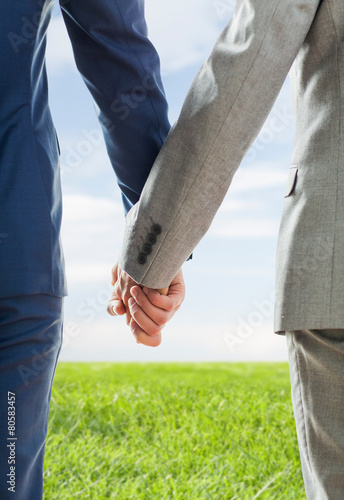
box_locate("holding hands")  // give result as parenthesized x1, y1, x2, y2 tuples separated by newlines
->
(107, 263, 185, 347)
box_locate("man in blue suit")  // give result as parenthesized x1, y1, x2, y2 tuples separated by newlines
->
(0, 1, 185, 497)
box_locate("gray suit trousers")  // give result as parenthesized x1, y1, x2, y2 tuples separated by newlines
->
(286, 329, 344, 499)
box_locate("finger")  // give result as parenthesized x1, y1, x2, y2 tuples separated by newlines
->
(130, 319, 162, 347)
(130, 287, 173, 327)
(128, 296, 166, 336)
(126, 309, 132, 326)
(107, 298, 126, 316)
(142, 287, 181, 312)
(114, 280, 132, 309)
(109, 288, 130, 320)
(108, 285, 126, 316)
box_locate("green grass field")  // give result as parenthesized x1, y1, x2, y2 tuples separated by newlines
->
(43, 363, 305, 499)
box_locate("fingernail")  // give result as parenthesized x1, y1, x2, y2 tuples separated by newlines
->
(131, 287, 138, 298)
(128, 297, 135, 307)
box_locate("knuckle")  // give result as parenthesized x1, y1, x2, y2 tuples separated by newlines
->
(150, 291, 161, 305)
(165, 302, 175, 312)
(155, 315, 167, 327)
(149, 324, 161, 336)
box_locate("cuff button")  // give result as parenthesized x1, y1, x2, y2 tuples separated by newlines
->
(147, 233, 157, 245)
(142, 243, 152, 255)
(137, 253, 147, 265)
(151, 223, 162, 236)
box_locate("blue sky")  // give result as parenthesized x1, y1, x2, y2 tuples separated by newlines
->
(47, 1, 295, 361)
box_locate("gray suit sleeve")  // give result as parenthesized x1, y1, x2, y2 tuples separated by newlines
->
(119, 0, 321, 288)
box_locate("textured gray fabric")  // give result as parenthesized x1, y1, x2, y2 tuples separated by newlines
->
(119, 0, 344, 333)
(286, 329, 344, 499)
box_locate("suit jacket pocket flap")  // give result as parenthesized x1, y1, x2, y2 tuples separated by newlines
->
(284, 165, 298, 197)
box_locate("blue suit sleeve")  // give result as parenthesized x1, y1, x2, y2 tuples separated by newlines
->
(59, 0, 171, 214)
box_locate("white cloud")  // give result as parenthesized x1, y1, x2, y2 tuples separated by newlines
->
(218, 199, 265, 213)
(61, 194, 124, 286)
(228, 162, 288, 194)
(210, 217, 280, 238)
(145, 0, 229, 73)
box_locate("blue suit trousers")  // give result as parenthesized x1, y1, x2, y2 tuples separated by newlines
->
(0, 294, 63, 499)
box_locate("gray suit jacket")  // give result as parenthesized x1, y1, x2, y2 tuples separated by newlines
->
(119, 0, 344, 334)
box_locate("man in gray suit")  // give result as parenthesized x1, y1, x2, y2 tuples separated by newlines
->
(109, 0, 344, 497)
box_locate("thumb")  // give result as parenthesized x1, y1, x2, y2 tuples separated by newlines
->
(107, 299, 126, 316)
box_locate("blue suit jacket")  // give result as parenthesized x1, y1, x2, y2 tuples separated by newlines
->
(0, 0, 170, 298)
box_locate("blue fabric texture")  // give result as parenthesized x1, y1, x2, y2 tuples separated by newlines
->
(0, 293, 64, 499)
(0, 0, 170, 298)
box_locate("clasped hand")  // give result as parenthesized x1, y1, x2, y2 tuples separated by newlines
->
(107, 263, 185, 347)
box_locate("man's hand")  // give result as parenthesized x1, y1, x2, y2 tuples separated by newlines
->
(107, 264, 185, 347)
(128, 268, 184, 346)
(108, 262, 137, 325)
